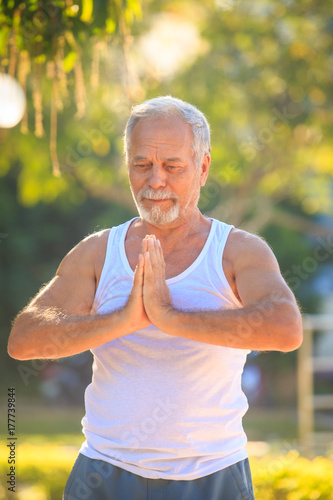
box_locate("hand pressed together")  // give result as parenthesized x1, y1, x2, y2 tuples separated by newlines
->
(126, 234, 174, 331)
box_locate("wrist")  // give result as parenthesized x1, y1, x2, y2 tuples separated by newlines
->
(154, 305, 179, 334)
(117, 303, 135, 334)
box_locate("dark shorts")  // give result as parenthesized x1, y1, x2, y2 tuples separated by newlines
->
(63, 453, 255, 500)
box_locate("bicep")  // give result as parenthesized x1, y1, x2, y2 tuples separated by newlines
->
(28, 240, 97, 316)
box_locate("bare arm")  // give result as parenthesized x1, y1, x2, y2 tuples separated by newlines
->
(8, 231, 150, 360)
(141, 231, 303, 352)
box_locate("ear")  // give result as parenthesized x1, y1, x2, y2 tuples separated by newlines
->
(200, 154, 210, 187)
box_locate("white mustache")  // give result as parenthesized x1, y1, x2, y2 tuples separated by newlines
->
(138, 188, 178, 202)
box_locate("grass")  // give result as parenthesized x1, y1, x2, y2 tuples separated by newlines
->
(12, 401, 84, 435)
(3, 397, 300, 440)
(243, 407, 299, 441)
(2, 397, 332, 457)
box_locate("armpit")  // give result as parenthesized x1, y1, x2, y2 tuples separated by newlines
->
(222, 256, 242, 303)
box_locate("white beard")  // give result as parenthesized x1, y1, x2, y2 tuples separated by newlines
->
(130, 187, 180, 225)
(138, 201, 180, 225)
(130, 183, 201, 225)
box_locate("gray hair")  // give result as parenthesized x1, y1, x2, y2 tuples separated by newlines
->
(124, 96, 211, 166)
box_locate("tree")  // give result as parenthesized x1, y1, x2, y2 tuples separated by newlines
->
(1, 0, 332, 237)
(0, 0, 142, 174)
(158, 1, 333, 234)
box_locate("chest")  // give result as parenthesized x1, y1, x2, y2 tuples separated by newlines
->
(125, 238, 207, 280)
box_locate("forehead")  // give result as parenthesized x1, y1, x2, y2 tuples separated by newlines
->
(129, 116, 193, 157)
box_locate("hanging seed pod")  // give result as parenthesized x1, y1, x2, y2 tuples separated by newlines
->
(65, 31, 86, 118)
(91, 40, 101, 90)
(32, 61, 45, 138)
(118, 11, 139, 101)
(54, 55, 63, 112)
(50, 77, 60, 177)
(8, 33, 17, 78)
(56, 77, 63, 111)
(46, 60, 55, 79)
(17, 51, 30, 134)
(74, 53, 86, 118)
(46, 58, 63, 111)
(56, 36, 69, 104)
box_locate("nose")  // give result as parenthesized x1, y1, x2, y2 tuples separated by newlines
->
(147, 164, 167, 190)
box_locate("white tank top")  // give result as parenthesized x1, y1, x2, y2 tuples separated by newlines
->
(79, 217, 250, 480)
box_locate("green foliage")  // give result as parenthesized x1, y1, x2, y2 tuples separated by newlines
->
(1, 0, 332, 227)
(0, 438, 333, 500)
(158, 0, 333, 227)
(251, 452, 333, 499)
(0, 0, 142, 55)
(0, 439, 78, 500)
(0, 0, 142, 174)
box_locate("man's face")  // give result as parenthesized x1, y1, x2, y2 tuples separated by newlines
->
(127, 116, 209, 226)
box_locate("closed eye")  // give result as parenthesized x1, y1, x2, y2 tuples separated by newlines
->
(134, 164, 150, 169)
(166, 165, 186, 172)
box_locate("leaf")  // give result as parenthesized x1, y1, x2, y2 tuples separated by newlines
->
(105, 18, 116, 34)
(34, 54, 46, 63)
(126, 0, 142, 20)
(81, 0, 94, 23)
(63, 51, 76, 72)
(0, 25, 9, 55)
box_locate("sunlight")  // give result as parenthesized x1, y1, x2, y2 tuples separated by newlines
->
(138, 13, 204, 79)
(0, 74, 26, 128)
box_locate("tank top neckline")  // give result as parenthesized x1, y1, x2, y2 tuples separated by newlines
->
(119, 217, 217, 285)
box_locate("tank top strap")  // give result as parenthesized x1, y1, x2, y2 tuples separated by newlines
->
(211, 219, 235, 271)
(93, 220, 135, 310)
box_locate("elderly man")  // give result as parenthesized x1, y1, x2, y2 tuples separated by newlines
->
(8, 96, 302, 500)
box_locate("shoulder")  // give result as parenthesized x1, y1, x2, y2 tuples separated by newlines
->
(82, 228, 111, 255)
(65, 228, 110, 260)
(57, 228, 111, 279)
(225, 227, 271, 255)
(224, 227, 280, 272)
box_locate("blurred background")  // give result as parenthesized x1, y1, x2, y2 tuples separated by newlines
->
(1, 0, 333, 498)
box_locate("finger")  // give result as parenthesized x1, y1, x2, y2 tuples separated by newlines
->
(154, 239, 165, 277)
(157, 242, 167, 284)
(133, 253, 144, 289)
(156, 239, 165, 266)
(141, 237, 148, 253)
(143, 250, 154, 284)
(147, 237, 159, 274)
